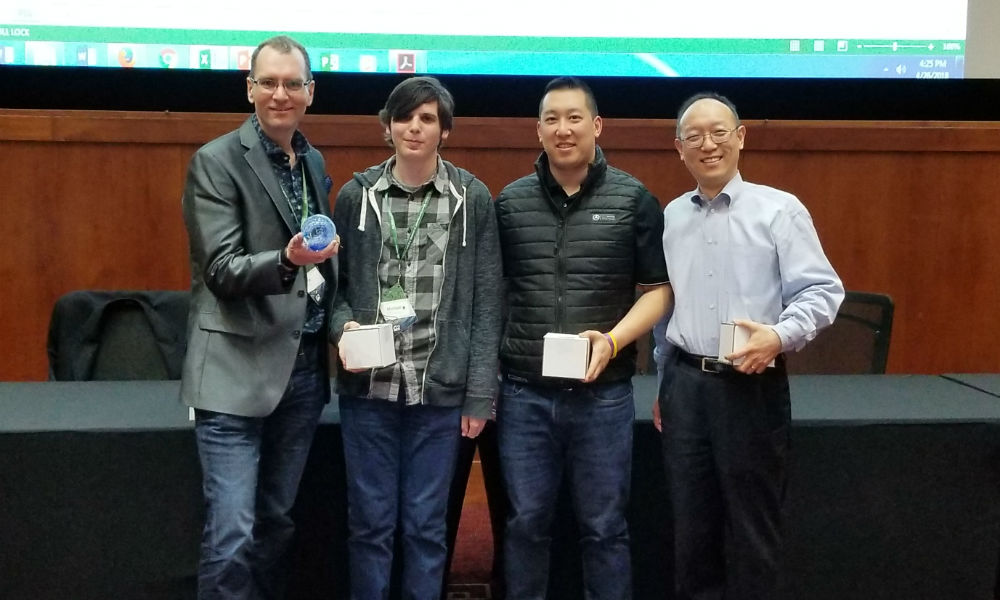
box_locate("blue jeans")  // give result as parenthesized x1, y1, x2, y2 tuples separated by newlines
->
(339, 395, 462, 600)
(194, 342, 326, 600)
(498, 378, 635, 600)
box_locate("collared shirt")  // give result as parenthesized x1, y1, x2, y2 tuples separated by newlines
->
(252, 114, 325, 334)
(662, 172, 844, 356)
(540, 158, 600, 211)
(370, 156, 452, 404)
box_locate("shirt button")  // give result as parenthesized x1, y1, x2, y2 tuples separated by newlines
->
(709, 303, 716, 310)
(708, 271, 714, 277)
(297, 290, 305, 297)
(292, 330, 301, 339)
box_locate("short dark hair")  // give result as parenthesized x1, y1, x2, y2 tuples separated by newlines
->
(250, 35, 312, 80)
(378, 76, 455, 144)
(538, 76, 599, 118)
(675, 92, 740, 137)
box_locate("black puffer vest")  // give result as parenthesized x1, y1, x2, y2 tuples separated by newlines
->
(495, 148, 649, 385)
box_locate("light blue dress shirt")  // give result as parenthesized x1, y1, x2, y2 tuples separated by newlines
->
(652, 311, 674, 390)
(662, 173, 844, 357)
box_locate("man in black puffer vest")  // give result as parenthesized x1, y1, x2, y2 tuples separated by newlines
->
(494, 76, 672, 600)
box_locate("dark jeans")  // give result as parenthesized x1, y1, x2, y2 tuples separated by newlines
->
(194, 339, 326, 600)
(498, 378, 635, 600)
(660, 358, 791, 600)
(339, 395, 462, 600)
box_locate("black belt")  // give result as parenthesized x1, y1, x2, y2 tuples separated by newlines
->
(502, 373, 621, 392)
(676, 350, 785, 375)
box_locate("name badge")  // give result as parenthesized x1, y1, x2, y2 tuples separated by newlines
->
(380, 297, 417, 332)
(306, 265, 325, 303)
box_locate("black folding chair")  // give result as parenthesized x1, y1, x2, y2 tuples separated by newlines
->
(47, 290, 190, 380)
(784, 290, 894, 375)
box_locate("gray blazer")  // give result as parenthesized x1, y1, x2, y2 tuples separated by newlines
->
(180, 118, 336, 417)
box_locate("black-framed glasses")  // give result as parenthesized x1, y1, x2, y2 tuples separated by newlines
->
(248, 76, 312, 93)
(678, 128, 738, 148)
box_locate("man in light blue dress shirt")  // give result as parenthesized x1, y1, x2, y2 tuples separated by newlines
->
(660, 92, 844, 600)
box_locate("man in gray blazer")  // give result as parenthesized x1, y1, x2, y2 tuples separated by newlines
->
(180, 35, 339, 599)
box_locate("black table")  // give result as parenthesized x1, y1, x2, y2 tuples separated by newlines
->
(943, 373, 1000, 397)
(1, 375, 998, 600)
(0, 381, 346, 600)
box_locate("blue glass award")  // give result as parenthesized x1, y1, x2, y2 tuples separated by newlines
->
(302, 214, 336, 251)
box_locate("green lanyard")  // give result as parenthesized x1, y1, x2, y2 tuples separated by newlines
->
(385, 189, 434, 266)
(299, 163, 310, 226)
(282, 162, 310, 226)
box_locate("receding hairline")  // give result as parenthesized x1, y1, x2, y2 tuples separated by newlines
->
(250, 36, 311, 79)
(676, 97, 740, 135)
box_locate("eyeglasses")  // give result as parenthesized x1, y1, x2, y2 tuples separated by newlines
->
(248, 76, 312, 93)
(678, 128, 738, 148)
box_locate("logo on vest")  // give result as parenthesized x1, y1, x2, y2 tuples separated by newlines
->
(592, 213, 616, 222)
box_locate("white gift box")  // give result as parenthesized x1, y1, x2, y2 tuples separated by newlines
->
(542, 333, 591, 379)
(718, 322, 774, 367)
(341, 324, 396, 369)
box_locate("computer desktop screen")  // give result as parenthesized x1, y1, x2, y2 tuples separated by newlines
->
(2, 0, 997, 119)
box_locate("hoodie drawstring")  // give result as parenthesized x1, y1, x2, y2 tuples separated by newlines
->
(449, 181, 467, 247)
(358, 186, 383, 232)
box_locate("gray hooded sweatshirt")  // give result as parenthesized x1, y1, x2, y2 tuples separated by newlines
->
(330, 158, 502, 419)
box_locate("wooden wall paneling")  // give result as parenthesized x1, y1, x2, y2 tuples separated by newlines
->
(741, 147, 1000, 373)
(2, 110, 999, 380)
(1, 138, 194, 381)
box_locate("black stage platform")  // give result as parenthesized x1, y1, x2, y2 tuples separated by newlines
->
(1, 375, 998, 599)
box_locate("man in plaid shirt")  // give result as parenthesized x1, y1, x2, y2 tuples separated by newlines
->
(330, 76, 502, 600)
